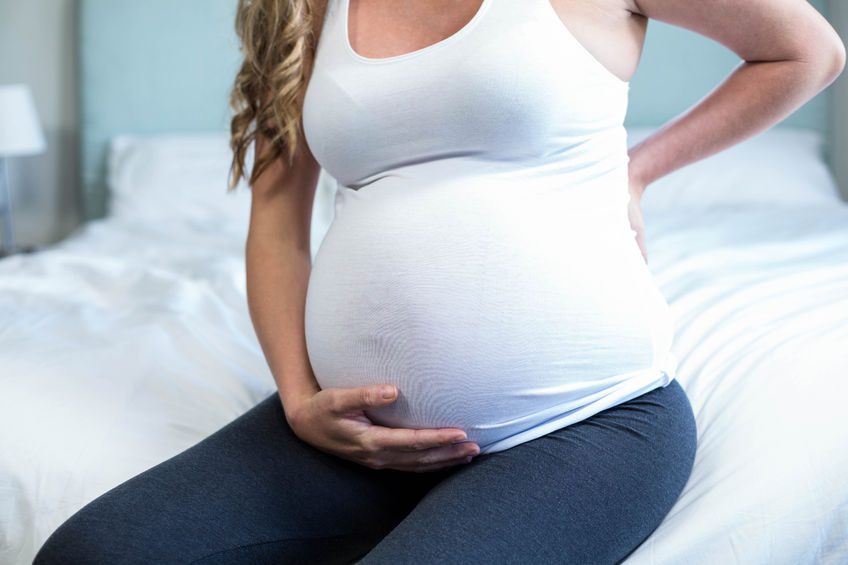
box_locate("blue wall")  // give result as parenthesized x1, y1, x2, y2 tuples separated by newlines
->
(79, 0, 832, 220)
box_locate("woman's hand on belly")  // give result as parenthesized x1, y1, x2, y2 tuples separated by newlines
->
(287, 384, 481, 473)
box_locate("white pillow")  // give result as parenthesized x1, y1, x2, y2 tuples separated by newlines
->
(107, 132, 337, 256)
(626, 127, 842, 214)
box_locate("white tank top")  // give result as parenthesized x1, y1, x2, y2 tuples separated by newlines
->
(302, 0, 678, 454)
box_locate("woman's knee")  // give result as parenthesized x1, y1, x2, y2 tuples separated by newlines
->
(32, 487, 180, 565)
(33, 513, 93, 565)
(32, 394, 289, 564)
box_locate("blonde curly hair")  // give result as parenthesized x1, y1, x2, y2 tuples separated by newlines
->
(228, 0, 326, 190)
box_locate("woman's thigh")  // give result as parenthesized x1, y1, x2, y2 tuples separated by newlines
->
(358, 378, 698, 565)
(32, 393, 443, 565)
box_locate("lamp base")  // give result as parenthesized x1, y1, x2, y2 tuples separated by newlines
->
(0, 244, 39, 258)
(0, 156, 17, 254)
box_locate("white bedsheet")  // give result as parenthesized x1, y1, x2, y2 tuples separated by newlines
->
(0, 218, 277, 564)
(629, 204, 848, 564)
(1, 202, 847, 564)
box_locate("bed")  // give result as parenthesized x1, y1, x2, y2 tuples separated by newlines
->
(1, 126, 846, 564)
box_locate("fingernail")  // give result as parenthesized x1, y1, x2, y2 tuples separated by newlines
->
(453, 433, 467, 442)
(381, 386, 395, 398)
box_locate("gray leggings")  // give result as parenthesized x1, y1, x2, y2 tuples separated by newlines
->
(33, 379, 697, 564)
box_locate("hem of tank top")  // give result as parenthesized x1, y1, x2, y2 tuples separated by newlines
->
(475, 366, 675, 454)
(537, 0, 632, 88)
(341, 0, 494, 65)
(471, 354, 677, 434)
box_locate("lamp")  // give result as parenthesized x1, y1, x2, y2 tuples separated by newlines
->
(0, 84, 47, 256)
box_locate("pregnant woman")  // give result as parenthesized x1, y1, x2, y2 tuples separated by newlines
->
(35, 0, 844, 563)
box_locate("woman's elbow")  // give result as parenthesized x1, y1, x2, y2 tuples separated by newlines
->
(804, 26, 847, 87)
(826, 35, 847, 83)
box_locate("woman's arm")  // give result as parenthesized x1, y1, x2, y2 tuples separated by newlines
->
(626, 0, 846, 194)
(245, 132, 322, 421)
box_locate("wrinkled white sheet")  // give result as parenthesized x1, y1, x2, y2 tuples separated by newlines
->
(627, 204, 848, 565)
(1, 202, 847, 564)
(0, 218, 278, 565)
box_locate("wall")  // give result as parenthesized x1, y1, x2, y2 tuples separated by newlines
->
(830, 1, 848, 200)
(0, 0, 80, 248)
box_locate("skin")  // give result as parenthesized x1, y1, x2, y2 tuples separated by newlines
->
(249, 0, 846, 473)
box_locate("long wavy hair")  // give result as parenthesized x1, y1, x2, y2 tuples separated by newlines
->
(227, 0, 326, 191)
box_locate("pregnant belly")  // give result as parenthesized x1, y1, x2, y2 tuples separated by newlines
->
(304, 174, 675, 452)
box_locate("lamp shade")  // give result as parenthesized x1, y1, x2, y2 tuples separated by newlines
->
(0, 84, 46, 157)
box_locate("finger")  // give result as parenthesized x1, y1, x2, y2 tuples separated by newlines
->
(383, 442, 480, 469)
(392, 456, 474, 474)
(367, 426, 469, 452)
(633, 231, 647, 262)
(639, 238, 648, 263)
(385, 445, 480, 471)
(327, 384, 398, 415)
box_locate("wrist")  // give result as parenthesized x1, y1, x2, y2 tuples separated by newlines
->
(278, 383, 319, 427)
(627, 148, 652, 196)
(281, 392, 307, 429)
(628, 173, 647, 197)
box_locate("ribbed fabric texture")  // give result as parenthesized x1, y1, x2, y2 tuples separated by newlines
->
(302, 0, 677, 454)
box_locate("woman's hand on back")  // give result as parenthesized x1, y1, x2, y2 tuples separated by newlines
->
(627, 180, 648, 264)
(285, 384, 480, 473)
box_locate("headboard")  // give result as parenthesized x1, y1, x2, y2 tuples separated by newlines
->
(78, 0, 836, 221)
